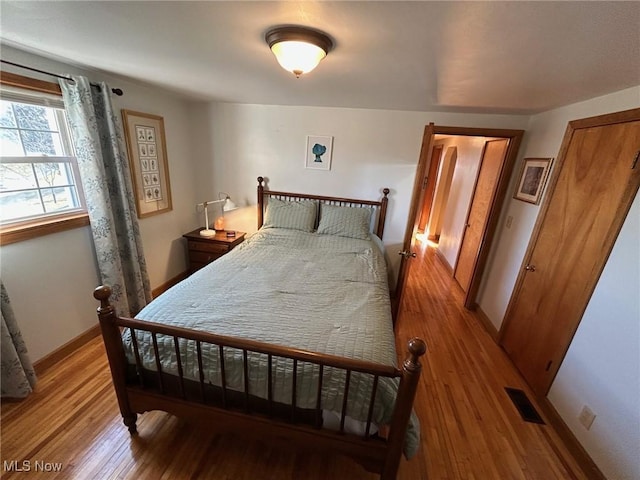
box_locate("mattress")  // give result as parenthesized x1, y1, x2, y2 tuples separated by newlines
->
(128, 227, 419, 457)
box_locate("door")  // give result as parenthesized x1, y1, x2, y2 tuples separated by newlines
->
(454, 139, 509, 293)
(417, 145, 443, 232)
(393, 124, 435, 320)
(500, 110, 640, 396)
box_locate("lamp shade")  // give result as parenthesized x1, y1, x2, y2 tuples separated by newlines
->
(266, 26, 333, 78)
(271, 41, 327, 76)
(223, 197, 237, 212)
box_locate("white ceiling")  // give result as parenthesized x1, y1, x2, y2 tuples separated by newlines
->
(1, 1, 639, 114)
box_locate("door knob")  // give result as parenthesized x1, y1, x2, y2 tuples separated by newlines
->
(398, 251, 417, 259)
(525, 264, 536, 272)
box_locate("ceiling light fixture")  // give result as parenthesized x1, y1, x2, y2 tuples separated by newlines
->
(265, 26, 333, 78)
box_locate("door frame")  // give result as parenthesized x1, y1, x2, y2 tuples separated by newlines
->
(498, 107, 640, 394)
(394, 125, 524, 319)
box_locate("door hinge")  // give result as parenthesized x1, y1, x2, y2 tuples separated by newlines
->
(632, 150, 640, 170)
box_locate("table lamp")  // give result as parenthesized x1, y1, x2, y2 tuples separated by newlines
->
(196, 193, 238, 237)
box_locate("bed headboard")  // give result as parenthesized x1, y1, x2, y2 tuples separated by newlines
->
(257, 176, 390, 239)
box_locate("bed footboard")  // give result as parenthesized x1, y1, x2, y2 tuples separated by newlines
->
(94, 285, 425, 480)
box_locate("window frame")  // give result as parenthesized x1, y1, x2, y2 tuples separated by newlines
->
(0, 72, 89, 246)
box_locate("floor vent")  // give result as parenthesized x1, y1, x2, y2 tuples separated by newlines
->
(505, 387, 545, 424)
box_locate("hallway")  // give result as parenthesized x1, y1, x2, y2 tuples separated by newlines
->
(394, 238, 589, 479)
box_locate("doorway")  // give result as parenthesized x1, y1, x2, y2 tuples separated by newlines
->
(394, 126, 524, 318)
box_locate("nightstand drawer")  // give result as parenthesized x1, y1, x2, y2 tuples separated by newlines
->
(188, 240, 230, 255)
(182, 229, 246, 275)
(189, 250, 224, 264)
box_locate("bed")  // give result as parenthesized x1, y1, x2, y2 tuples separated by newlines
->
(94, 177, 426, 480)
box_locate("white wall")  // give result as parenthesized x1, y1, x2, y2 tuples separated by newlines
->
(190, 102, 528, 287)
(0, 46, 199, 361)
(549, 194, 639, 480)
(477, 85, 640, 480)
(435, 136, 488, 269)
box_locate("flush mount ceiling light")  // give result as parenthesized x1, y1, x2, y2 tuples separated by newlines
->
(265, 26, 333, 78)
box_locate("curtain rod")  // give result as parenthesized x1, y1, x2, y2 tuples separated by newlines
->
(1, 59, 124, 96)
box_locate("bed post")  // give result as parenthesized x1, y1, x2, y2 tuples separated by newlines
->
(377, 188, 390, 239)
(382, 337, 426, 480)
(93, 285, 138, 434)
(257, 176, 265, 229)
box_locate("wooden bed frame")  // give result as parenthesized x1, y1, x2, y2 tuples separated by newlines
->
(94, 177, 426, 480)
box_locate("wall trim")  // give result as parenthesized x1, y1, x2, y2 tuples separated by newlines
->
(475, 306, 500, 341)
(32, 270, 188, 376)
(537, 397, 607, 480)
(434, 247, 453, 275)
(33, 324, 101, 376)
(151, 270, 189, 298)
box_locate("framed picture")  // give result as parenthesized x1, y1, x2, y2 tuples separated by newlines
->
(305, 135, 333, 171)
(122, 110, 173, 218)
(514, 157, 554, 205)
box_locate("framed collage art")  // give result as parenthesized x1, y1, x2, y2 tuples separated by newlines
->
(122, 110, 173, 218)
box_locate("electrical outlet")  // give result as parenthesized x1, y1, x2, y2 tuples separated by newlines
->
(506, 215, 514, 229)
(578, 405, 596, 430)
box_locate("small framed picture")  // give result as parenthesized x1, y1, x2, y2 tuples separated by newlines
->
(514, 157, 554, 205)
(305, 135, 333, 171)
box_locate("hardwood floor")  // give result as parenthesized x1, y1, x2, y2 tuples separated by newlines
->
(1, 240, 591, 479)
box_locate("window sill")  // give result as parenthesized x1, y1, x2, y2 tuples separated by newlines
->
(0, 212, 90, 246)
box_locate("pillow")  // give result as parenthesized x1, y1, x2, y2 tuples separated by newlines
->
(317, 204, 372, 239)
(263, 198, 317, 232)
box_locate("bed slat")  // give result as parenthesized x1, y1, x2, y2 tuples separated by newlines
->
(267, 354, 273, 416)
(339, 369, 352, 433)
(151, 333, 164, 394)
(219, 345, 227, 408)
(291, 359, 298, 423)
(196, 341, 206, 403)
(243, 349, 249, 412)
(129, 328, 144, 388)
(365, 375, 379, 438)
(315, 364, 324, 429)
(173, 337, 186, 399)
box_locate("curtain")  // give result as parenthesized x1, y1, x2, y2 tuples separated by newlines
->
(1, 282, 37, 398)
(60, 76, 151, 316)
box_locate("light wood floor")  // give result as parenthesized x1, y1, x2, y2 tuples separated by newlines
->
(1, 241, 590, 479)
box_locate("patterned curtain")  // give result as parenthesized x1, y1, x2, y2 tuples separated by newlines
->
(60, 76, 151, 316)
(1, 282, 36, 398)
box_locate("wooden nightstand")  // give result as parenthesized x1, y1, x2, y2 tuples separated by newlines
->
(183, 228, 246, 273)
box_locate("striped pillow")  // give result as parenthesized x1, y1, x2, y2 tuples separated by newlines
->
(263, 198, 317, 232)
(317, 204, 372, 239)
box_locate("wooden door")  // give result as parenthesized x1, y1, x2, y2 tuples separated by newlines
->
(500, 109, 640, 396)
(417, 145, 443, 232)
(393, 124, 435, 319)
(454, 139, 509, 293)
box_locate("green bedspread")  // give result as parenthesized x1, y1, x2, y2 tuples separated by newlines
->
(128, 228, 420, 457)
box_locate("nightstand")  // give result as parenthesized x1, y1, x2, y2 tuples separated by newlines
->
(183, 228, 246, 273)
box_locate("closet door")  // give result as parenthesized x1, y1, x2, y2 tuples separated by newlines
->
(454, 138, 509, 293)
(500, 109, 640, 395)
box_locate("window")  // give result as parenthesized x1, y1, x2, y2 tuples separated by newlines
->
(0, 73, 89, 245)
